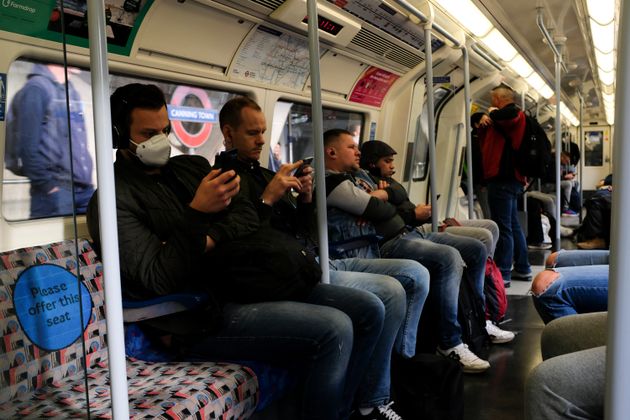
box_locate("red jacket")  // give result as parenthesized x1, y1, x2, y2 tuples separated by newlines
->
(479, 104, 527, 184)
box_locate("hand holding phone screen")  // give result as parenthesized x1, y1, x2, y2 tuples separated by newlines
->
(294, 157, 313, 178)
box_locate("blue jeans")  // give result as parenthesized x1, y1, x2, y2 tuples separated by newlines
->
(379, 230, 465, 349)
(30, 183, 94, 218)
(488, 180, 530, 281)
(532, 265, 609, 324)
(418, 229, 488, 307)
(331, 258, 430, 358)
(551, 250, 610, 267)
(329, 261, 409, 409)
(182, 283, 384, 419)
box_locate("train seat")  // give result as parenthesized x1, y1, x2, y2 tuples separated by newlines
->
(0, 239, 259, 418)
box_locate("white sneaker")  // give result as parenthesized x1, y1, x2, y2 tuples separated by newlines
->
(375, 401, 403, 420)
(437, 343, 490, 373)
(485, 320, 515, 344)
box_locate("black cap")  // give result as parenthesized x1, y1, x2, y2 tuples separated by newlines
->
(360, 140, 397, 170)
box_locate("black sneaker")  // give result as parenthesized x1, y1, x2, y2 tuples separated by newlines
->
(351, 402, 403, 420)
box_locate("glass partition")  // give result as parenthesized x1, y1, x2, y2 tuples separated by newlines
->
(2, 58, 239, 222)
(404, 83, 452, 182)
(270, 100, 364, 170)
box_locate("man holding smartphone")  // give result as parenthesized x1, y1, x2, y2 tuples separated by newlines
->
(216, 96, 431, 420)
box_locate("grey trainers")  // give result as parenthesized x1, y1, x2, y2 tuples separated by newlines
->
(511, 270, 532, 281)
(437, 343, 490, 373)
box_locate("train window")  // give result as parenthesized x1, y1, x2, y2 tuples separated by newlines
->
(270, 100, 364, 170)
(403, 85, 452, 182)
(2, 59, 96, 222)
(2, 58, 239, 222)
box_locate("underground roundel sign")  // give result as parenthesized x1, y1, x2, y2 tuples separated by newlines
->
(167, 86, 218, 149)
(13, 264, 92, 351)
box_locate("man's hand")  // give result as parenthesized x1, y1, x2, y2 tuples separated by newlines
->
(295, 164, 313, 203)
(370, 190, 389, 201)
(564, 173, 575, 180)
(190, 169, 240, 213)
(414, 204, 431, 221)
(378, 180, 390, 190)
(260, 162, 303, 205)
(478, 114, 493, 127)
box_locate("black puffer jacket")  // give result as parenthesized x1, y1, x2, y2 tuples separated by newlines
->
(87, 151, 258, 302)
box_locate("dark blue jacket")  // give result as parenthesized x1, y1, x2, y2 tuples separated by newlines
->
(8, 65, 93, 191)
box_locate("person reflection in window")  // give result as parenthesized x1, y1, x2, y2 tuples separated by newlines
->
(6, 63, 94, 218)
(269, 142, 282, 172)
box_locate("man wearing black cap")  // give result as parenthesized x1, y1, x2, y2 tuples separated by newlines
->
(358, 140, 514, 344)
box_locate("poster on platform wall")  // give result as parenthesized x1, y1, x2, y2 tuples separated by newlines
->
(0, 0, 153, 56)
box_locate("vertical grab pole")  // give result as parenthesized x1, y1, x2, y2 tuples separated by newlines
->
(606, 2, 629, 417)
(584, 92, 588, 225)
(306, 0, 330, 284)
(553, 41, 564, 251)
(86, 2, 129, 418)
(462, 46, 474, 219)
(424, 25, 439, 232)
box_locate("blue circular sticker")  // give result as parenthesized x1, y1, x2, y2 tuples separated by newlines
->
(13, 264, 93, 351)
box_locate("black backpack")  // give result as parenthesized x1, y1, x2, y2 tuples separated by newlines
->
(458, 268, 491, 358)
(391, 353, 464, 420)
(496, 115, 552, 179)
(414, 267, 490, 358)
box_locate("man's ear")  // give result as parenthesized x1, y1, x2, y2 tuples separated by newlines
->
(325, 146, 336, 158)
(222, 125, 233, 149)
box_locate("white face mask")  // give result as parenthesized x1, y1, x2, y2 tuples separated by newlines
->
(129, 133, 171, 167)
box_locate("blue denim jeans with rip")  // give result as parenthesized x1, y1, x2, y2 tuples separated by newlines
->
(533, 250, 610, 324)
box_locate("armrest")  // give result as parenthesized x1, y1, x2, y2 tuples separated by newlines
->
(122, 292, 209, 323)
(329, 234, 381, 259)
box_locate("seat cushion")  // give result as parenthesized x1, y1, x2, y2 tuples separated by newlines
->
(0, 358, 259, 419)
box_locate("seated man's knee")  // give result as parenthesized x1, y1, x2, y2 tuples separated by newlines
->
(531, 270, 561, 296)
(315, 308, 354, 350)
(397, 260, 430, 294)
(546, 252, 560, 268)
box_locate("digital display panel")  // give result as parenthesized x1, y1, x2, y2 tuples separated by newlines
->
(302, 15, 344, 35)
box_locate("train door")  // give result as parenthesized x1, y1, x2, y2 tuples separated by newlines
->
(582, 125, 612, 190)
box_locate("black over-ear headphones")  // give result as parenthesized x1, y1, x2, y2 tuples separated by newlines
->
(110, 83, 146, 149)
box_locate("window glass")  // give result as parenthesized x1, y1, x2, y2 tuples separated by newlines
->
(269, 100, 364, 170)
(2, 58, 239, 221)
(403, 84, 452, 182)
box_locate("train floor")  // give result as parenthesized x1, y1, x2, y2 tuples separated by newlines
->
(464, 234, 579, 420)
(463, 294, 542, 420)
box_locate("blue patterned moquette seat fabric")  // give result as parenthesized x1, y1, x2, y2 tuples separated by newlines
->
(0, 239, 259, 418)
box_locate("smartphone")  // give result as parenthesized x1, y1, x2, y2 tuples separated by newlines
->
(294, 156, 314, 178)
(221, 148, 239, 181)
